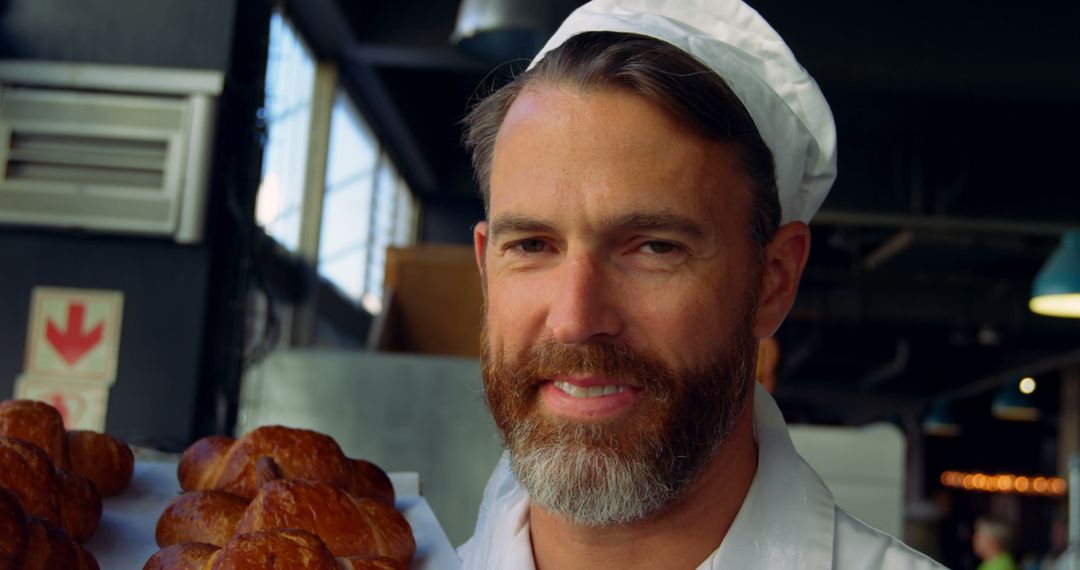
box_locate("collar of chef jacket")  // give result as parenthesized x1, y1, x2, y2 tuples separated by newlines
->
(457, 382, 837, 570)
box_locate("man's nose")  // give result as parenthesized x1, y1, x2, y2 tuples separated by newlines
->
(545, 253, 623, 345)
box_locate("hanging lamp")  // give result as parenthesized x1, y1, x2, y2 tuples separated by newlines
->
(1030, 230, 1080, 318)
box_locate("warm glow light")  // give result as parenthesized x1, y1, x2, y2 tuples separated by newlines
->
(940, 471, 1065, 496)
(1019, 377, 1037, 394)
(1030, 294, 1080, 318)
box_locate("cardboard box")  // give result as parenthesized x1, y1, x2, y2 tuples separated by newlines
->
(370, 245, 483, 358)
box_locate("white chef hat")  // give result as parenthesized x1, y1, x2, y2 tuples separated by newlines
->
(529, 0, 837, 224)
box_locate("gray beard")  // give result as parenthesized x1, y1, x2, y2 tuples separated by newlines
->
(496, 341, 754, 527)
(483, 291, 759, 528)
(508, 417, 715, 527)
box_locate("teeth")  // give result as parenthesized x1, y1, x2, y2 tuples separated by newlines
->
(554, 381, 626, 398)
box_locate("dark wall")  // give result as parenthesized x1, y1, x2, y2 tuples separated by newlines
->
(420, 193, 484, 245)
(0, 229, 209, 449)
(0, 0, 236, 70)
(0, 0, 262, 448)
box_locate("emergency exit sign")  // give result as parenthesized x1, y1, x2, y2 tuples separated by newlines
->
(24, 287, 124, 382)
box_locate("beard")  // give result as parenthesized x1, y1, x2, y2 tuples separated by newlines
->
(481, 304, 759, 527)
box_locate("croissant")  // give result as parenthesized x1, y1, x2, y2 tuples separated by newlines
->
(178, 426, 394, 504)
(236, 479, 415, 564)
(156, 491, 249, 548)
(143, 529, 406, 570)
(0, 486, 99, 570)
(67, 430, 135, 497)
(0, 400, 69, 470)
(0, 436, 102, 542)
(0, 400, 134, 498)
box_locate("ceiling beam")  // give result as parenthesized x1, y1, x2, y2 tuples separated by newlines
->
(815, 209, 1076, 237)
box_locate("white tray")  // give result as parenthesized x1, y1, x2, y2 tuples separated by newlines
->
(85, 460, 463, 569)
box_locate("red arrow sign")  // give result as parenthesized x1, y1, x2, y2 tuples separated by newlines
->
(45, 303, 104, 366)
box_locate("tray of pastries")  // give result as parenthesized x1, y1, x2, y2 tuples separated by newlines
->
(0, 399, 461, 569)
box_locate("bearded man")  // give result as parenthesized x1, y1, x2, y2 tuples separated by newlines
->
(457, 1, 945, 568)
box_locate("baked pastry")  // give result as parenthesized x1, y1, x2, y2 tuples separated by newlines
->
(21, 517, 100, 570)
(178, 426, 394, 504)
(0, 400, 69, 470)
(143, 529, 407, 570)
(0, 435, 102, 542)
(143, 542, 220, 570)
(236, 479, 414, 564)
(0, 487, 28, 568)
(55, 467, 103, 544)
(0, 399, 135, 497)
(67, 430, 135, 497)
(156, 491, 249, 548)
(0, 486, 99, 570)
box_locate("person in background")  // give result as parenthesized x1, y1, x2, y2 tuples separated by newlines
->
(974, 517, 1019, 570)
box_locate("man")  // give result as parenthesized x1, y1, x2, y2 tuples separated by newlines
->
(973, 517, 1018, 570)
(458, 1, 945, 568)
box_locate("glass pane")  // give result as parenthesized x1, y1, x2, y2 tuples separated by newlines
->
(267, 210, 301, 252)
(325, 93, 377, 188)
(365, 156, 400, 302)
(255, 11, 315, 252)
(319, 249, 367, 302)
(319, 176, 372, 261)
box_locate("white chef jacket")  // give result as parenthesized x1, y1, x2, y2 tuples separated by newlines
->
(458, 383, 948, 569)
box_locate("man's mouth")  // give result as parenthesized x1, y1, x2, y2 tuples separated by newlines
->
(552, 381, 628, 398)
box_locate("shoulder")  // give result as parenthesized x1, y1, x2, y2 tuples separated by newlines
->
(833, 508, 950, 570)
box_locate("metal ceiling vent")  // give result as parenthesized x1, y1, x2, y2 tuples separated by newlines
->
(451, 0, 561, 61)
(0, 61, 224, 243)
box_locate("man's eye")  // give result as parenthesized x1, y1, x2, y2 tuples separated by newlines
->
(640, 241, 678, 254)
(515, 239, 547, 253)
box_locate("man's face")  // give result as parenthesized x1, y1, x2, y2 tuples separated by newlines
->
(474, 85, 762, 525)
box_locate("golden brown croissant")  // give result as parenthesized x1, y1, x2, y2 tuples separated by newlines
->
(67, 430, 135, 497)
(156, 491, 249, 548)
(0, 486, 99, 570)
(0, 436, 102, 543)
(0, 400, 135, 498)
(0, 400, 69, 470)
(177, 426, 394, 504)
(143, 529, 407, 570)
(236, 479, 415, 564)
(143, 542, 220, 570)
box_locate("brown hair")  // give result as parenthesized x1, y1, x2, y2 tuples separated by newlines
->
(462, 31, 780, 248)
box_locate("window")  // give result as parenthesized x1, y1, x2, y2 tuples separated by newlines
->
(255, 12, 315, 252)
(318, 91, 417, 313)
(254, 11, 418, 319)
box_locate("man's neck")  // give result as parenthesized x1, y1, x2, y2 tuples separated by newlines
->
(529, 405, 759, 570)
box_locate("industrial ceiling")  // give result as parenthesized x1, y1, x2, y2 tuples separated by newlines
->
(286, 0, 1080, 427)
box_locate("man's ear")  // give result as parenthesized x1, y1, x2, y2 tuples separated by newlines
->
(474, 221, 489, 293)
(753, 221, 811, 339)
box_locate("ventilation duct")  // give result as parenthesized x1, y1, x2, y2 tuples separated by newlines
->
(0, 61, 223, 243)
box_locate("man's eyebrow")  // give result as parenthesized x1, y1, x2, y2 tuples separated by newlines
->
(604, 212, 708, 239)
(488, 215, 556, 239)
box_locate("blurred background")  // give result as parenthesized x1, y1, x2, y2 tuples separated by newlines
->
(0, 1, 1078, 567)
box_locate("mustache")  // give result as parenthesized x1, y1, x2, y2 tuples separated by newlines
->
(485, 338, 672, 394)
